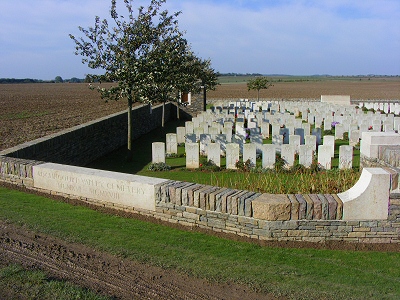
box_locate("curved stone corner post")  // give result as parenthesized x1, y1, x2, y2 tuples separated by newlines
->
(337, 168, 391, 220)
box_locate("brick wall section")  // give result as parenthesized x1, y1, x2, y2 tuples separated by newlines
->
(0, 156, 42, 188)
(0, 103, 176, 166)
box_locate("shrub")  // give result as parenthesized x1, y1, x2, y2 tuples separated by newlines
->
(198, 159, 221, 172)
(147, 162, 171, 171)
(235, 159, 255, 172)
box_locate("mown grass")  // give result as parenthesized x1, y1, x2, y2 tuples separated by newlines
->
(0, 187, 399, 299)
(87, 120, 361, 194)
(0, 264, 109, 300)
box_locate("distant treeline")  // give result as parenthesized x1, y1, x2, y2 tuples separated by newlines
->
(218, 73, 264, 77)
(0, 77, 86, 84)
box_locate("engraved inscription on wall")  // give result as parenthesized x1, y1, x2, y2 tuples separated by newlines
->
(33, 163, 168, 211)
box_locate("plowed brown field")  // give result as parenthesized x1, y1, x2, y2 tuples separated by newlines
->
(1, 79, 399, 151)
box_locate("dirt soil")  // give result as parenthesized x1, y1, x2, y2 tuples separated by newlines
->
(0, 219, 279, 300)
(1, 81, 400, 298)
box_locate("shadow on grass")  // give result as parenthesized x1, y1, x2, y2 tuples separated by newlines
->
(86, 119, 187, 174)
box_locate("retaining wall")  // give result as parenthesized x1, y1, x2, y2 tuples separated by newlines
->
(0, 102, 176, 166)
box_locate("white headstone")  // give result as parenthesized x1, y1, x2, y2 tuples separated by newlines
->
(215, 134, 227, 154)
(323, 135, 335, 157)
(152, 142, 165, 163)
(186, 143, 199, 169)
(207, 143, 221, 167)
(176, 127, 186, 144)
(261, 122, 270, 139)
(261, 144, 276, 169)
(339, 145, 353, 169)
(185, 121, 194, 134)
(289, 134, 301, 153)
(166, 133, 178, 154)
(305, 135, 317, 152)
(200, 134, 211, 155)
(349, 130, 360, 146)
(281, 144, 295, 167)
(299, 144, 314, 168)
(226, 143, 239, 169)
(243, 143, 257, 165)
(318, 145, 332, 169)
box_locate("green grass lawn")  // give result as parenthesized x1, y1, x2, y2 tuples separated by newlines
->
(0, 186, 399, 299)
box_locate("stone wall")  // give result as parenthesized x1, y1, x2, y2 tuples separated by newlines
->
(1, 103, 399, 244)
(0, 103, 176, 166)
(1, 157, 399, 243)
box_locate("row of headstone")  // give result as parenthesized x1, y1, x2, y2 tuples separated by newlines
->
(183, 112, 398, 156)
(202, 100, 400, 135)
(152, 141, 353, 170)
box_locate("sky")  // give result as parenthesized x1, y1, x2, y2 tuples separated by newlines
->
(0, 0, 399, 80)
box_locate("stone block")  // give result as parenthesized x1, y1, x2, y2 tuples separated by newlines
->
(33, 163, 169, 212)
(317, 194, 329, 219)
(302, 194, 314, 220)
(309, 194, 322, 219)
(288, 194, 299, 220)
(252, 194, 291, 221)
(360, 132, 400, 159)
(295, 194, 307, 220)
(338, 168, 391, 220)
(324, 194, 338, 220)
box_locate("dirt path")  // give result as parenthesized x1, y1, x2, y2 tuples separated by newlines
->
(0, 219, 278, 300)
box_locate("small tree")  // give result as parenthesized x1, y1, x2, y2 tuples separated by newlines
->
(69, 0, 207, 160)
(54, 76, 63, 83)
(247, 76, 273, 101)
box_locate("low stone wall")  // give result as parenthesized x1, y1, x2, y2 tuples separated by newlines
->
(1, 157, 399, 243)
(154, 201, 400, 243)
(155, 180, 343, 220)
(0, 102, 176, 166)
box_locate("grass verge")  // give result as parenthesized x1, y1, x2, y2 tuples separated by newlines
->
(0, 264, 109, 300)
(1, 186, 399, 300)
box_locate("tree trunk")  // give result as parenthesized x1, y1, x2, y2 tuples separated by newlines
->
(177, 102, 180, 120)
(162, 101, 165, 127)
(127, 94, 133, 162)
(203, 82, 207, 112)
(257, 89, 260, 101)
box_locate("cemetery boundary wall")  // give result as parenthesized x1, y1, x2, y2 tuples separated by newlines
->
(0, 102, 177, 166)
(0, 157, 399, 244)
(0, 104, 399, 244)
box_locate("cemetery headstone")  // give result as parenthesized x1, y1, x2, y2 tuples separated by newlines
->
(318, 145, 332, 170)
(261, 144, 276, 169)
(152, 142, 165, 163)
(207, 143, 221, 167)
(243, 143, 257, 165)
(299, 145, 314, 168)
(339, 145, 353, 169)
(186, 143, 199, 169)
(226, 143, 239, 169)
(166, 133, 178, 154)
(281, 144, 295, 167)
(323, 135, 335, 157)
(176, 127, 186, 144)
